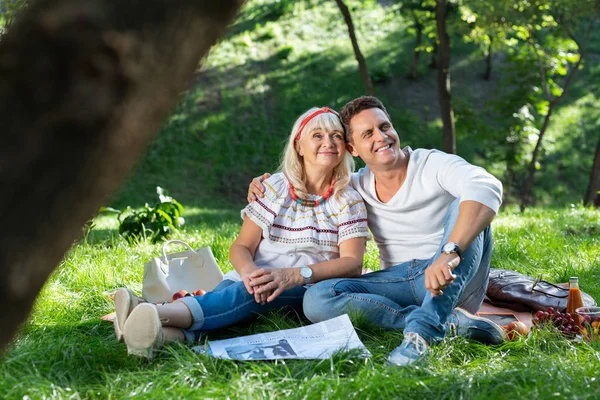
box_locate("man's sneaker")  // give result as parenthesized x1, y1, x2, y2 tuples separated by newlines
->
(446, 307, 506, 345)
(386, 332, 430, 367)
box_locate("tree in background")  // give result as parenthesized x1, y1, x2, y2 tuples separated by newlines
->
(511, 0, 597, 211)
(585, 138, 600, 206)
(400, 0, 437, 80)
(460, 0, 511, 80)
(429, 41, 438, 69)
(335, 0, 374, 95)
(460, 0, 598, 206)
(583, 0, 600, 207)
(459, 0, 530, 201)
(435, 0, 456, 154)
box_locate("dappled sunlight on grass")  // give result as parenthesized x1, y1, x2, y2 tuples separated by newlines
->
(493, 213, 530, 230)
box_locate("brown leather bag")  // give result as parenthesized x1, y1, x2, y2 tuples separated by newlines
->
(484, 268, 597, 312)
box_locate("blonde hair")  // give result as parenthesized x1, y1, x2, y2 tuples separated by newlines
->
(278, 107, 354, 200)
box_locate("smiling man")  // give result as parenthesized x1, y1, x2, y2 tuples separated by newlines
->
(249, 96, 505, 366)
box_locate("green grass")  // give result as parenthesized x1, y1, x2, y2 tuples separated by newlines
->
(1, 205, 599, 399)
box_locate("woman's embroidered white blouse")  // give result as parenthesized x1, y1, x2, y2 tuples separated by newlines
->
(223, 172, 369, 281)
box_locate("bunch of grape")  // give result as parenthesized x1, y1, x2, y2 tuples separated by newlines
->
(532, 307, 580, 337)
(580, 313, 600, 341)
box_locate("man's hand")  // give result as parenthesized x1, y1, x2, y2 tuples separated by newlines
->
(247, 173, 270, 203)
(424, 253, 460, 296)
(248, 268, 302, 303)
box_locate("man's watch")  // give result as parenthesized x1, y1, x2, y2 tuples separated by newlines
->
(300, 266, 313, 285)
(441, 242, 463, 260)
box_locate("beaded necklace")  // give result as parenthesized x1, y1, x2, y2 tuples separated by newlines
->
(289, 179, 336, 207)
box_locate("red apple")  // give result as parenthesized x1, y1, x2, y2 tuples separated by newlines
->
(172, 289, 188, 301)
(505, 321, 529, 340)
(192, 289, 206, 296)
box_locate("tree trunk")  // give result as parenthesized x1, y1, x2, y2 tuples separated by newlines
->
(520, 107, 554, 212)
(520, 32, 585, 212)
(483, 36, 493, 80)
(505, 142, 517, 203)
(409, 11, 423, 80)
(435, 0, 456, 154)
(584, 135, 600, 206)
(334, 0, 374, 96)
(0, 0, 243, 351)
(429, 42, 438, 69)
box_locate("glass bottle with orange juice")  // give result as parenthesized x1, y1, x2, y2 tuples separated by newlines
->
(566, 277, 584, 322)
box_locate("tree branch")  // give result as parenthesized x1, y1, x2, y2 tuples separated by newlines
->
(527, 30, 552, 101)
(552, 21, 591, 107)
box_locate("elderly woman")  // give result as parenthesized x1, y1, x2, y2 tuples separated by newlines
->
(114, 107, 370, 358)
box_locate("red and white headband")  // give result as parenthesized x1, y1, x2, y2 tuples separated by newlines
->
(294, 107, 341, 141)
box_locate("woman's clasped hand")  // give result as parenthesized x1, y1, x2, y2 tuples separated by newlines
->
(248, 268, 303, 304)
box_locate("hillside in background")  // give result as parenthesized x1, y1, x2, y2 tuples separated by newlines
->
(111, 0, 600, 210)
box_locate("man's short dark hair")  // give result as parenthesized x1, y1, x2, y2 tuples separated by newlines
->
(340, 96, 390, 141)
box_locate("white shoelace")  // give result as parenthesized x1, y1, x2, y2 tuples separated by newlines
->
(447, 321, 458, 337)
(404, 332, 429, 354)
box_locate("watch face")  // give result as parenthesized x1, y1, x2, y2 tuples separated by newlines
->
(443, 243, 457, 253)
(300, 267, 312, 278)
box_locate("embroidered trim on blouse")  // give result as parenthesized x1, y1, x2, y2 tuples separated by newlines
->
(272, 223, 338, 234)
(243, 173, 370, 252)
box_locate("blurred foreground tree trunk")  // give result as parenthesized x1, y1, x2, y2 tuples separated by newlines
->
(0, 0, 243, 351)
(435, 0, 456, 154)
(584, 137, 600, 206)
(334, 0, 374, 96)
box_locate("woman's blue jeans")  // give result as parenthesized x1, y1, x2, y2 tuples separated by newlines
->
(178, 279, 306, 342)
(302, 199, 492, 343)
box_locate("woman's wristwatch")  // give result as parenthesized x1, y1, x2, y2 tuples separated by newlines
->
(300, 266, 313, 284)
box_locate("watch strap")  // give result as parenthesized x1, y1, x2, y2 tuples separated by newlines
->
(443, 242, 463, 260)
(300, 266, 313, 284)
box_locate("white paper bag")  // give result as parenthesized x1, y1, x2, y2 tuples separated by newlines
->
(142, 240, 224, 303)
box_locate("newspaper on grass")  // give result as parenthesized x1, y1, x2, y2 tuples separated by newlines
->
(193, 314, 370, 360)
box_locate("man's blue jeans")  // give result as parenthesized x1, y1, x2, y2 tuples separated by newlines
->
(302, 199, 492, 343)
(179, 279, 306, 342)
